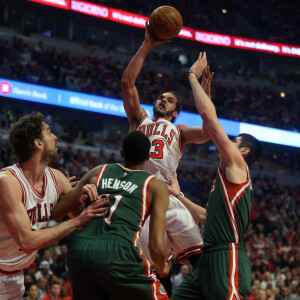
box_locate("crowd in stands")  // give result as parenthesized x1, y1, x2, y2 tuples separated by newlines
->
(0, 37, 299, 131)
(0, 101, 299, 299)
(90, 0, 299, 45)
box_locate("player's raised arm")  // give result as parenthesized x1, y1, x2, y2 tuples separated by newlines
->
(201, 66, 214, 100)
(148, 178, 169, 277)
(188, 52, 246, 177)
(179, 65, 213, 147)
(121, 24, 169, 130)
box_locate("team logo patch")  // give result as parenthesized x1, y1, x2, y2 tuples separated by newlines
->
(158, 285, 167, 295)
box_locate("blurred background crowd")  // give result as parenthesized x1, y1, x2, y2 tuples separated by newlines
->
(0, 0, 299, 299)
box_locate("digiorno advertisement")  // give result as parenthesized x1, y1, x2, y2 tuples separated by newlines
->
(28, 0, 300, 57)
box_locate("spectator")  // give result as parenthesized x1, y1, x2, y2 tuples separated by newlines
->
(172, 264, 191, 293)
(248, 284, 259, 300)
(290, 283, 300, 300)
(23, 283, 39, 300)
(53, 245, 68, 278)
(35, 261, 53, 282)
(42, 281, 62, 300)
(36, 278, 47, 300)
(257, 289, 267, 300)
(276, 286, 290, 300)
(24, 274, 36, 285)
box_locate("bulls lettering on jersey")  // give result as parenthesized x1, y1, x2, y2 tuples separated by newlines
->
(137, 115, 183, 184)
(0, 163, 59, 271)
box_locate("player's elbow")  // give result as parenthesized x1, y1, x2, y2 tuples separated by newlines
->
(121, 73, 134, 89)
(196, 211, 206, 225)
(19, 234, 39, 254)
(201, 109, 214, 122)
(20, 241, 35, 254)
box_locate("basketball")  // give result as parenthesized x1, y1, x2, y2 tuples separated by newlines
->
(148, 6, 183, 40)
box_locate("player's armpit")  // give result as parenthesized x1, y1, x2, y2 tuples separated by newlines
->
(179, 125, 210, 147)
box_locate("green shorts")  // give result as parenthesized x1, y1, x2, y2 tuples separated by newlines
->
(171, 243, 251, 300)
(68, 235, 169, 300)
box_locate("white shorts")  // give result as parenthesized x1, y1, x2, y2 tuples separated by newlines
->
(0, 270, 24, 300)
(138, 195, 203, 264)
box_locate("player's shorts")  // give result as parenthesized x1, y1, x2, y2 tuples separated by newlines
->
(171, 243, 251, 300)
(0, 269, 24, 300)
(68, 235, 169, 300)
(138, 195, 203, 264)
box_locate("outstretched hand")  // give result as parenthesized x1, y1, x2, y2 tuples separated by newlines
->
(167, 172, 181, 196)
(65, 171, 79, 187)
(201, 66, 214, 99)
(144, 21, 171, 47)
(189, 52, 208, 79)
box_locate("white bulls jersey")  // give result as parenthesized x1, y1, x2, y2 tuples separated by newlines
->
(0, 163, 59, 271)
(137, 115, 183, 184)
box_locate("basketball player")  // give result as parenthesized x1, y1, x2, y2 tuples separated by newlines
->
(121, 25, 213, 266)
(54, 131, 170, 299)
(171, 52, 262, 300)
(0, 112, 108, 300)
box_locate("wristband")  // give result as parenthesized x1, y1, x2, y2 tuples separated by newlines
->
(188, 69, 198, 78)
(175, 191, 184, 198)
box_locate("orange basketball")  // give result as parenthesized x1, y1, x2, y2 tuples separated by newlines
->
(148, 6, 183, 40)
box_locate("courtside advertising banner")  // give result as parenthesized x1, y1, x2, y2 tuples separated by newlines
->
(1, 78, 299, 148)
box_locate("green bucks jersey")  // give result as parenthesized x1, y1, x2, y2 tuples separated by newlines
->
(80, 163, 155, 248)
(203, 165, 252, 247)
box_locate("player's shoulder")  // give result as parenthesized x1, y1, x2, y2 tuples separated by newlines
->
(0, 170, 23, 197)
(149, 177, 167, 190)
(0, 169, 18, 183)
(48, 168, 67, 183)
(47, 168, 71, 194)
(177, 124, 189, 131)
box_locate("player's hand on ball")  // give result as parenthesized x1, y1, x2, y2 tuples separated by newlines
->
(145, 22, 171, 46)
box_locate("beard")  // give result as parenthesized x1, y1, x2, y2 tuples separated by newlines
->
(153, 106, 175, 119)
(41, 144, 58, 163)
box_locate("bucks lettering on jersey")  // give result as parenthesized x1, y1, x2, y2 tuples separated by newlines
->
(80, 163, 155, 249)
(203, 165, 252, 247)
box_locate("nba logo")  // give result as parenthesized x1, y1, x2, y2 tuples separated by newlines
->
(0, 81, 11, 96)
